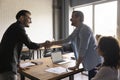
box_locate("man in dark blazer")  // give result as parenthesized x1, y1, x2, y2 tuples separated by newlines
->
(0, 10, 46, 80)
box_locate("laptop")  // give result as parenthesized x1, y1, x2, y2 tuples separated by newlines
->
(51, 51, 70, 64)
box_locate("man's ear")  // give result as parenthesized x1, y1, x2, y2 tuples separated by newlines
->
(18, 16, 24, 21)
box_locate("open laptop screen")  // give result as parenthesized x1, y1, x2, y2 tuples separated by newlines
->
(51, 51, 63, 63)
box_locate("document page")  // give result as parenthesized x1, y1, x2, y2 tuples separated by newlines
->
(45, 67, 67, 74)
(20, 62, 35, 68)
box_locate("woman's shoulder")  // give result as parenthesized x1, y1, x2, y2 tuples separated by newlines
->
(99, 66, 118, 75)
(92, 66, 118, 80)
(100, 66, 117, 71)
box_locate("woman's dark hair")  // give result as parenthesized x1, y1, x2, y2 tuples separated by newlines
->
(16, 10, 31, 20)
(98, 36, 120, 69)
(73, 11, 84, 22)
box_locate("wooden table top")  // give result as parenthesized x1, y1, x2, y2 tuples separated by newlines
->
(40, 45, 62, 50)
(19, 53, 84, 80)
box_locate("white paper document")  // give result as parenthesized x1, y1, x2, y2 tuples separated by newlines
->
(20, 62, 35, 68)
(45, 67, 67, 74)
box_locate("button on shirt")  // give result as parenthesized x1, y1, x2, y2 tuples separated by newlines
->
(62, 23, 102, 71)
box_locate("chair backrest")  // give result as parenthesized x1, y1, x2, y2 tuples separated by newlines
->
(62, 43, 73, 53)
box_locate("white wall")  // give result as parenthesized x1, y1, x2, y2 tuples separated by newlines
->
(0, 0, 53, 43)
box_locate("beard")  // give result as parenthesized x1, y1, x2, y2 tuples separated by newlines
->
(25, 24, 30, 27)
(71, 22, 75, 26)
(23, 23, 30, 27)
(24, 21, 30, 27)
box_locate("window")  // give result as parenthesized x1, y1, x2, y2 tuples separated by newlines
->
(94, 1, 117, 36)
(70, 1, 117, 37)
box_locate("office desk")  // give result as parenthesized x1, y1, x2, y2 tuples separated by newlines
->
(19, 53, 84, 80)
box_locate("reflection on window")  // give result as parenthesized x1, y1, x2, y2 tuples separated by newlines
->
(70, 1, 117, 37)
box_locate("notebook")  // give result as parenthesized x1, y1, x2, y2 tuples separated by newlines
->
(51, 51, 70, 64)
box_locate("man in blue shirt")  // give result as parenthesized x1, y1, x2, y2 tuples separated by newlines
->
(49, 11, 102, 80)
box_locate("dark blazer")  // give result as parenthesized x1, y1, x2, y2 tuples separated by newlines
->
(0, 21, 40, 73)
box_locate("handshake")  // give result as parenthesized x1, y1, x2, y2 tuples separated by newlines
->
(42, 40, 52, 49)
(40, 40, 61, 49)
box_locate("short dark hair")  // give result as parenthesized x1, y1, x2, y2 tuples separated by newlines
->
(98, 36, 120, 69)
(16, 10, 31, 20)
(73, 11, 84, 22)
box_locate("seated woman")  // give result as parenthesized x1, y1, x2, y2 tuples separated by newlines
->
(92, 36, 120, 80)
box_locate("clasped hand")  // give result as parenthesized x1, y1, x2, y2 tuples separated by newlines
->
(44, 40, 52, 49)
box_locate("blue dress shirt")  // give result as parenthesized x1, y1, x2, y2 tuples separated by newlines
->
(62, 23, 102, 71)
